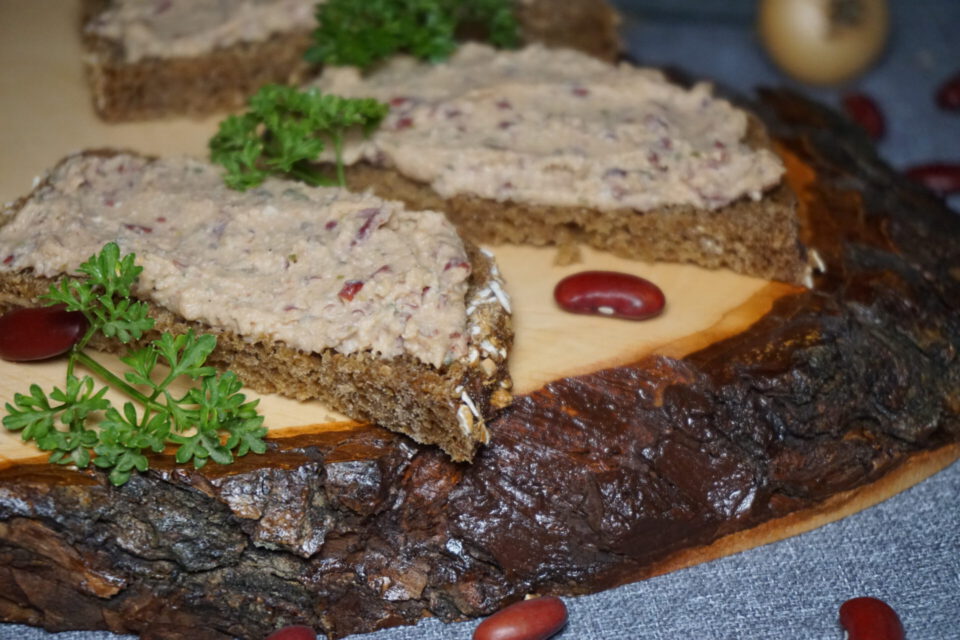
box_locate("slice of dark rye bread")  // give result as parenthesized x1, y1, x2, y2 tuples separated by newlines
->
(81, 0, 622, 122)
(305, 43, 811, 285)
(343, 164, 807, 285)
(341, 118, 809, 286)
(0, 150, 514, 462)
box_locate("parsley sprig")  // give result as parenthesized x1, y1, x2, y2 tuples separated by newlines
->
(209, 84, 388, 191)
(3, 243, 267, 485)
(305, 0, 521, 69)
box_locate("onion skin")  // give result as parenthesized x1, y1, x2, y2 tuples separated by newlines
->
(758, 0, 890, 86)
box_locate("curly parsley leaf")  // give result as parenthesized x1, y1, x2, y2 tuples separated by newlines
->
(305, 0, 521, 69)
(209, 84, 388, 191)
(207, 113, 269, 191)
(2, 243, 268, 486)
(44, 242, 153, 345)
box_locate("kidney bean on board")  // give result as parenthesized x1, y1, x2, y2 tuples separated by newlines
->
(839, 597, 904, 640)
(264, 625, 317, 640)
(841, 92, 886, 140)
(554, 271, 665, 320)
(473, 596, 568, 640)
(935, 71, 960, 111)
(0, 305, 88, 362)
(904, 163, 960, 196)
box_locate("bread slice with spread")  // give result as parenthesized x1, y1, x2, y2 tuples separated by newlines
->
(81, 0, 622, 122)
(0, 150, 513, 461)
(310, 44, 811, 285)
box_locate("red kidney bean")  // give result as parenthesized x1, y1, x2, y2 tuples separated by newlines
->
(904, 163, 960, 196)
(554, 271, 665, 320)
(935, 71, 960, 111)
(264, 625, 317, 640)
(839, 597, 904, 640)
(473, 596, 568, 640)
(0, 305, 88, 362)
(841, 92, 885, 140)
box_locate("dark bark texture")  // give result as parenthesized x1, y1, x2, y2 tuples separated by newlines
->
(1, 90, 959, 639)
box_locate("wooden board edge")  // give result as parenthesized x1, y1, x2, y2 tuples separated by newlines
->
(633, 442, 960, 583)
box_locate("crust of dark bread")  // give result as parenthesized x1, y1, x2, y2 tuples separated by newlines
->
(341, 118, 809, 285)
(81, 0, 623, 122)
(80, 0, 315, 122)
(515, 0, 622, 63)
(0, 150, 513, 462)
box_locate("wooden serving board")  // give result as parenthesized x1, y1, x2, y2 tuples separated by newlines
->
(0, 245, 790, 466)
(2, 3, 960, 640)
(0, 0, 789, 464)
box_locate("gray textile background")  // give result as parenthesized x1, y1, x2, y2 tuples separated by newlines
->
(3, 1, 959, 639)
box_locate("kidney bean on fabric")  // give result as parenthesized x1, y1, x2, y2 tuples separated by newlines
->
(936, 71, 960, 111)
(904, 163, 960, 196)
(264, 625, 317, 640)
(839, 597, 905, 640)
(473, 596, 568, 640)
(841, 92, 886, 140)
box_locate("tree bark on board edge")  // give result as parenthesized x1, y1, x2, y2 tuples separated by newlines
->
(0, 88, 958, 640)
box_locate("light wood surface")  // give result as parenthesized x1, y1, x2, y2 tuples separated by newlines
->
(0, 1, 796, 466)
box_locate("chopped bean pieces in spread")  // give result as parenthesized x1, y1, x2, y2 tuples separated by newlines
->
(313, 43, 785, 212)
(86, 0, 318, 63)
(0, 154, 473, 368)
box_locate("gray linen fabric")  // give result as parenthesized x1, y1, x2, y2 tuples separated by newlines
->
(3, 1, 959, 638)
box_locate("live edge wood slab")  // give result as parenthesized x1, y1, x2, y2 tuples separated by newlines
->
(0, 86, 958, 639)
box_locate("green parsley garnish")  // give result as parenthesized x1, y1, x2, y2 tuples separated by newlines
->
(209, 84, 388, 191)
(2, 243, 267, 486)
(305, 0, 521, 69)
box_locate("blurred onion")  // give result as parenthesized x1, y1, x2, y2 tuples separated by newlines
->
(758, 0, 890, 85)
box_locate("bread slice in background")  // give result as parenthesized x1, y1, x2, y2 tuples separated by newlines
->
(344, 163, 806, 285)
(310, 44, 811, 285)
(0, 150, 513, 462)
(81, 0, 622, 122)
